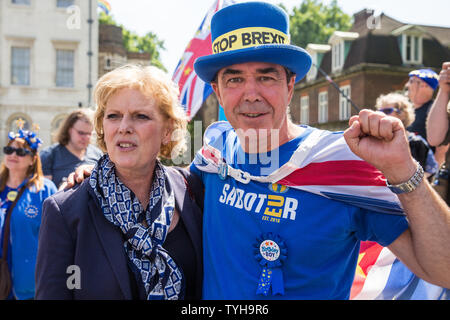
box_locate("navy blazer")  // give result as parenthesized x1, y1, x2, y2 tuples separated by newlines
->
(35, 167, 203, 300)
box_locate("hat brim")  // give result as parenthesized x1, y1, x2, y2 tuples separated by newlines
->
(194, 44, 312, 84)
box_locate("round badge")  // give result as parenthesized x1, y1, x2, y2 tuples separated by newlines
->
(259, 240, 280, 262)
(7, 191, 18, 202)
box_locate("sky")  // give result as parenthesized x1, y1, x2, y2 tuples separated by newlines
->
(103, 0, 450, 74)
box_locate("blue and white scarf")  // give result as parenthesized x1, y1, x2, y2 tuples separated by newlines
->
(89, 155, 183, 300)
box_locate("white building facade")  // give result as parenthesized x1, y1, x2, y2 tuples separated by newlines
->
(0, 0, 98, 148)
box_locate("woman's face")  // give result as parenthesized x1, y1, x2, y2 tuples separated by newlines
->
(3, 140, 34, 174)
(102, 87, 170, 177)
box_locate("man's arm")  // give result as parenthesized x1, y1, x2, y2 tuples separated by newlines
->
(344, 110, 450, 288)
(426, 62, 450, 147)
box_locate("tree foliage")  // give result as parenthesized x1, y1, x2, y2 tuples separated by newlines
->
(99, 11, 166, 71)
(280, 0, 352, 48)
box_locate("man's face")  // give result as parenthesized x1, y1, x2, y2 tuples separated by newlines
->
(68, 119, 93, 151)
(211, 62, 295, 145)
(406, 76, 433, 107)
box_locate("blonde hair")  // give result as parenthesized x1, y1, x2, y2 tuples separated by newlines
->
(375, 92, 416, 127)
(93, 64, 187, 158)
(0, 138, 44, 192)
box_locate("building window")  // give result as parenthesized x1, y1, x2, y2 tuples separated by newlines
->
(56, 49, 74, 87)
(306, 53, 318, 82)
(11, 47, 30, 86)
(57, 0, 74, 8)
(300, 96, 309, 125)
(402, 34, 422, 65)
(339, 85, 351, 121)
(11, 0, 30, 4)
(332, 40, 345, 72)
(318, 91, 328, 124)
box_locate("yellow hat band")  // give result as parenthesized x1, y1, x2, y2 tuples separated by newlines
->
(212, 27, 289, 54)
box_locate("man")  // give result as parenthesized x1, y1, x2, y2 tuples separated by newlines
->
(406, 68, 439, 142)
(427, 61, 450, 204)
(190, 2, 450, 299)
(40, 109, 103, 188)
(68, 2, 450, 300)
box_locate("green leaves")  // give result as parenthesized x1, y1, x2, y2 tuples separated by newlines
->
(283, 0, 352, 48)
(98, 11, 166, 71)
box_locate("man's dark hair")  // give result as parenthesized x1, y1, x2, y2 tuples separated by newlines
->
(211, 66, 296, 85)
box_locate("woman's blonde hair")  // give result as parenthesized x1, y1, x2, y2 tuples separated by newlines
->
(375, 92, 416, 127)
(0, 138, 44, 192)
(93, 64, 187, 159)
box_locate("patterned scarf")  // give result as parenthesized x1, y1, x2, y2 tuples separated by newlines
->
(89, 155, 183, 300)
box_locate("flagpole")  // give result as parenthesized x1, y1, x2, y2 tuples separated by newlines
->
(313, 63, 361, 113)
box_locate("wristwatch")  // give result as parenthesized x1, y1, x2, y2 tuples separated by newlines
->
(386, 161, 424, 194)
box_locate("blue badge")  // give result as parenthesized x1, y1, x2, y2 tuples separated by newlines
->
(253, 232, 287, 296)
(218, 162, 228, 180)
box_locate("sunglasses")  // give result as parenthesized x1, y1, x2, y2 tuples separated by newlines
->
(3, 146, 32, 157)
(379, 107, 400, 115)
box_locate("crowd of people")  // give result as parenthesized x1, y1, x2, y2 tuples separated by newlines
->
(0, 1, 449, 300)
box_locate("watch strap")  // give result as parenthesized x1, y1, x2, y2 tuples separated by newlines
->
(386, 161, 424, 194)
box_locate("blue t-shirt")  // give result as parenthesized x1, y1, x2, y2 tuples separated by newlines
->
(0, 178, 57, 300)
(190, 122, 409, 300)
(40, 143, 103, 188)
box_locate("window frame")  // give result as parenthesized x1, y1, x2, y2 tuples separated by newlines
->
(401, 33, 423, 65)
(56, 0, 75, 8)
(11, 0, 31, 5)
(11, 46, 31, 86)
(339, 85, 351, 121)
(318, 91, 328, 124)
(55, 49, 75, 88)
(300, 95, 310, 125)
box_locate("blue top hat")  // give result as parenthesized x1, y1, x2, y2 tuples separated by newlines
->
(194, 2, 312, 84)
(408, 69, 439, 90)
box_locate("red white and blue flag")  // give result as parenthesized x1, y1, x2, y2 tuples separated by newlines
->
(351, 241, 449, 299)
(172, 0, 236, 120)
(194, 122, 449, 299)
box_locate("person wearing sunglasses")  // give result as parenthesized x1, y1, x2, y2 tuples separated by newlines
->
(376, 92, 438, 178)
(0, 127, 57, 299)
(39, 109, 103, 189)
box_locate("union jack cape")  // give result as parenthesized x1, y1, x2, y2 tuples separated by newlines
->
(193, 121, 449, 300)
(172, 0, 236, 119)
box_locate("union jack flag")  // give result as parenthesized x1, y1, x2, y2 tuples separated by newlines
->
(172, 0, 236, 120)
(351, 241, 449, 300)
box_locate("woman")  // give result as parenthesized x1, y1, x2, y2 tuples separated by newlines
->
(35, 65, 203, 300)
(375, 92, 438, 177)
(0, 126, 57, 299)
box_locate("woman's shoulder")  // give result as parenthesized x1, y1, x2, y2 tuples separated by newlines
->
(46, 179, 94, 212)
